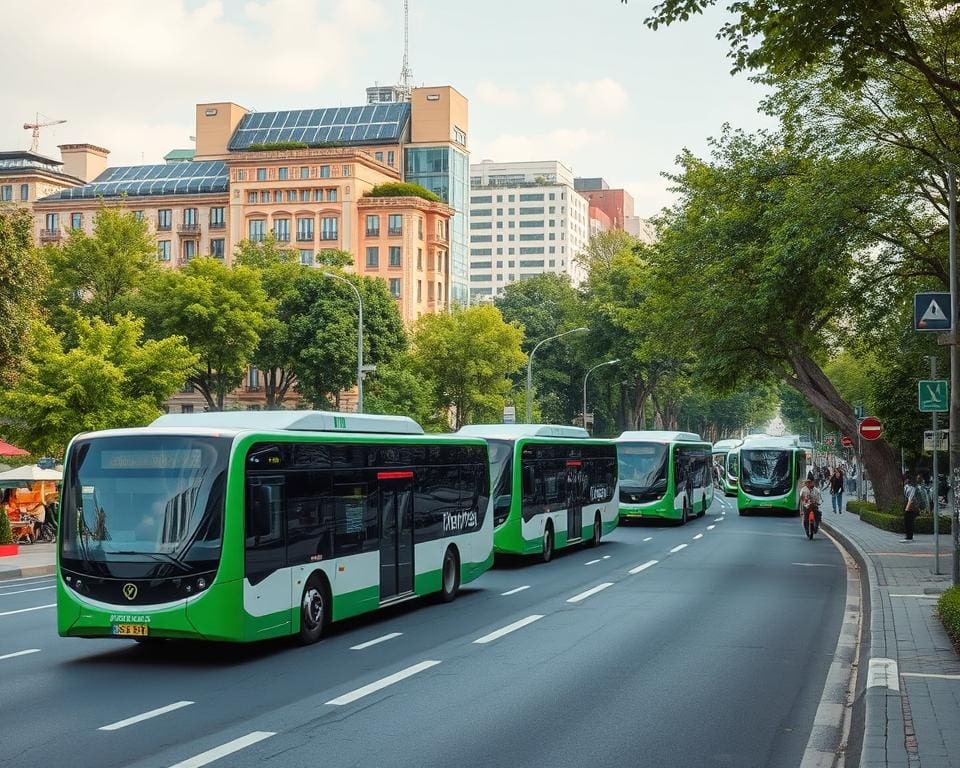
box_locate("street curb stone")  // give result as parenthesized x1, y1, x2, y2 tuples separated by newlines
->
(0, 564, 56, 582)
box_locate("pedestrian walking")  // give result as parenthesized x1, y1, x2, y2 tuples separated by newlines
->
(902, 473, 928, 542)
(829, 467, 844, 513)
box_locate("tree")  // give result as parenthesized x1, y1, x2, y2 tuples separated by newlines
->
(411, 305, 526, 429)
(137, 258, 269, 411)
(282, 271, 407, 408)
(0, 206, 47, 384)
(363, 353, 438, 429)
(0, 316, 197, 456)
(43, 206, 159, 335)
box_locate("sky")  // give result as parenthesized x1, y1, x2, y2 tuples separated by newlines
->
(0, 0, 776, 217)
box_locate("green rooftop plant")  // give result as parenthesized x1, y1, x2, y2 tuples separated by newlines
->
(364, 181, 441, 203)
(247, 141, 309, 152)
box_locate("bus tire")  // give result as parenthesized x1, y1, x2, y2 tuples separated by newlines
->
(589, 513, 602, 547)
(681, 502, 689, 526)
(439, 546, 460, 603)
(298, 574, 330, 645)
(540, 523, 554, 564)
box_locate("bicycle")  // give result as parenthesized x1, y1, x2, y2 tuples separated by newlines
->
(802, 502, 819, 540)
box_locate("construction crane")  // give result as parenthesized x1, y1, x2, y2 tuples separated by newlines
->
(23, 113, 66, 153)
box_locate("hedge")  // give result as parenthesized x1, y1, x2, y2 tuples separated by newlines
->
(846, 500, 878, 515)
(939, 587, 960, 652)
(247, 141, 309, 151)
(0, 508, 10, 545)
(364, 181, 441, 202)
(857, 507, 952, 535)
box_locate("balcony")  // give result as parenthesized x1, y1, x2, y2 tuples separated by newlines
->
(388, 227, 403, 237)
(209, 220, 226, 230)
(429, 231, 449, 245)
(178, 223, 201, 236)
(156, 222, 172, 232)
(365, 228, 381, 238)
(39, 229, 62, 243)
(296, 234, 314, 242)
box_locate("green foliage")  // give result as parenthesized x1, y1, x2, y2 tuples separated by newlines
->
(43, 206, 158, 336)
(845, 500, 877, 515)
(857, 507, 952, 535)
(411, 305, 526, 429)
(136, 258, 268, 411)
(0, 206, 47, 383)
(316, 249, 354, 267)
(364, 354, 439, 429)
(247, 141, 309, 151)
(364, 182, 441, 203)
(938, 587, 960, 652)
(0, 507, 11, 545)
(0, 316, 197, 456)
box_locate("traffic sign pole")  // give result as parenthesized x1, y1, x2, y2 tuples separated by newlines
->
(931, 356, 941, 574)
(948, 165, 959, 586)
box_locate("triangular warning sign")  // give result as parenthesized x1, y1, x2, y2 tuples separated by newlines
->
(921, 299, 948, 323)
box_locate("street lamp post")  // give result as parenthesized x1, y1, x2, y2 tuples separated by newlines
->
(583, 359, 619, 434)
(525, 326, 589, 423)
(323, 272, 364, 413)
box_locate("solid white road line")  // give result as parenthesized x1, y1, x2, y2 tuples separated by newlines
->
(584, 559, 601, 566)
(890, 594, 940, 599)
(350, 632, 403, 651)
(168, 732, 276, 768)
(567, 583, 614, 603)
(473, 615, 544, 645)
(669, 544, 687, 553)
(0, 603, 55, 617)
(643, 537, 653, 542)
(602, 555, 611, 559)
(792, 563, 836, 568)
(501, 585, 530, 596)
(693, 534, 703, 540)
(901, 672, 960, 680)
(326, 660, 442, 706)
(0, 648, 40, 661)
(100, 701, 194, 731)
(707, 525, 716, 530)
(629, 560, 658, 575)
(866, 658, 900, 691)
(0, 586, 56, 597)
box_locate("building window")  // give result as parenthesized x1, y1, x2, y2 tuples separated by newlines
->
(260, 190, 271, 203)
(157, 209, 172, 230)
(314, 189, 323, 202)
(418, 217, 424, 239)
(249, 219, 266, 242)
(0, 185, 11, 201)
(183, 240, 197, 260)
(247, 191, 257, 204)
(210, 238, 225, 258)
(453, 126, 466, 145)
(296, 217, 314, 241)
(19, 184, 28, 201)
(158, 240, 171, 261)
(210, 207, 225, 228)
(286, 190, 297, 203)
(417, 248, 422, 270)
(366, 246, 379, 268)
(133, 210, 144, 221)
(375, 152, 383, 162)
(299, 249, 314, 266)
(320, 217, 338, 240)
(235, 170, 247, 181)
(300, 190, 310, 202)
(327, 188, 337, 202)
(70, 212, 82, 230)
(274, 218, 290, 242)
(184, 208, 198, 226)
(300, 166, 309, 179)
(389, 278, 401, 298)
(248, 366, 260, 389)
(256, 168, 267, 181)
(342, 165, 351, 176)
(44, 213, 58, 231)
(388, 214, 402, 236)
(366, 215, 380, 236)
(319, 165, 330, 178)
(278, 167, 288, 181)
(417, 280, 422, 302)
(387, 150, 395, 166)
(389, 246, 401, 267)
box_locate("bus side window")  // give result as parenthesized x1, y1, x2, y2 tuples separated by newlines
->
(244, 477, 285, 585)
(522, 463, 536, 498)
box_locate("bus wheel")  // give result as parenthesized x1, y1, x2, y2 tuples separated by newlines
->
(540, 524, 554, 564)
(681, 502, 689, 526)
(439, 547, 460, 603)
(589, 513, 602, 547)
(298, 575, 329, 645)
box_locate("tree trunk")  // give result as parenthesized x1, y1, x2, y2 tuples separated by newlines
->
(787, 352, 902, 512)
(190, 375, 217, 412)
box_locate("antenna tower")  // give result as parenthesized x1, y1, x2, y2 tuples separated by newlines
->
(397, 0, 412, 99)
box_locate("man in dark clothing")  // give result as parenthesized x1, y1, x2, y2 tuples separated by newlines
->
(829, 468, 844, 513)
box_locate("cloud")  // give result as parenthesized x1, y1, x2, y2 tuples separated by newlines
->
(475, 80, 521, 106)
(480, 129, 605, 164)
(573, 78, 629, 115)
(473, 78, 629, 117)
(620, 179, 677, 218)
(533, 84, 567, 114)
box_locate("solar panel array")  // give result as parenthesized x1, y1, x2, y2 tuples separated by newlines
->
(228, 103, 411, 150)
(48, 161, 228, 200)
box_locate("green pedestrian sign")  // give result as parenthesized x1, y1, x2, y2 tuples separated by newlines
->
(919, 379, 949, 412)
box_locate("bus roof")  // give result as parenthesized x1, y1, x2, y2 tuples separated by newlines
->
(150, 410, 424, 435)
(615, 430, 703, 444)
(456, 424, 590, 440)
(712, 438, 743, 451)
(740, 435, 801, 450)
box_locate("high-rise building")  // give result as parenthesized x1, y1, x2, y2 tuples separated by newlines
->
(467, 160, 589, 300)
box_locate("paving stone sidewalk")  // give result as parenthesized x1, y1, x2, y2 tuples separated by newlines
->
(822, 505, 960, 768)
(0, 542, 56, 580)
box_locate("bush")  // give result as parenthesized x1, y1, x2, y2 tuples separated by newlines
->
(938, 587, 960, 652)
(857, 507, 952, 535)
(846, 500, 878, 515)
(247, 141, 309, 151)
(364, 181, 441, 202)
(0, 508, 11, 545)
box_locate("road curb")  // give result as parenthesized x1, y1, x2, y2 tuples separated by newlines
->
(0, 564, 56, 582)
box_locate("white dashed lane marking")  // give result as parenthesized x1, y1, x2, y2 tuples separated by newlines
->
(567, 583, 614, 603)
(0, 648, 40, 661)
(168, 732, 276, 768)
(100, 701, 194, 731)
(628, 560, 658, 575)
(350, 632, 403, 650)
(501, 585, 530, 596)
(325, 661, 442, 706)
(693, 534, 703, 540)
(473, 615, 544, 645)
(669, 544, 688, 554)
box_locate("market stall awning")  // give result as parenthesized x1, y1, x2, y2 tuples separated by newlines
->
(0, 441, 28, 457)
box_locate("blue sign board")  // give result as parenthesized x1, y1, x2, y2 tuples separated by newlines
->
(914, 292, 953, 332)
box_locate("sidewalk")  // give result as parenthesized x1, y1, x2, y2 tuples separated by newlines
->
(0, 542, 56, 580)
(822, 505, 960, 768)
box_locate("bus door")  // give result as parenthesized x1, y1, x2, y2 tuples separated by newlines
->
(566, 461, 583, 542)
(378, 471, 415, 600)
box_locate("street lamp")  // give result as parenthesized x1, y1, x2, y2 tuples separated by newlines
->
(323, 272, 364, 414)
(583, 359, 620, 434)
(526, 326, 589, 423)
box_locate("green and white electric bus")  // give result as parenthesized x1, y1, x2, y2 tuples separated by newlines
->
(616, 431, 714, 524)
(456, 425, 619, 563)
(712, 438, 743, 497)
(737, 435, 807, 515)
(57, 411, 493, 645)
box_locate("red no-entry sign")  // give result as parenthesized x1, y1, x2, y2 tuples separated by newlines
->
(841, 436, 854, 448)
(858, 416, 883, 441)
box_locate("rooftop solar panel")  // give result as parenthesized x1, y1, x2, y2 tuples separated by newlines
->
(228, 102, 410, 150)
(42, 160, 228, 200)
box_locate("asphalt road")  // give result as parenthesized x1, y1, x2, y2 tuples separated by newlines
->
(0, 495, 846, 768)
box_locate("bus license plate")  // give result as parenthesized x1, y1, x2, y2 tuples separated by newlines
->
(112, 624, 149, 637)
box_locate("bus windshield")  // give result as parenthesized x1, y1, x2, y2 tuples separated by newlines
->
(618, 443, 668, 499)
(740, 449, 791, 496)
(727, 452, 739, 477)
(61, 435, 230, 578)
(488, 439, 514, 523)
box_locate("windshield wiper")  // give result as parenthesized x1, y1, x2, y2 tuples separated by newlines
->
(109, 551, 192, 573)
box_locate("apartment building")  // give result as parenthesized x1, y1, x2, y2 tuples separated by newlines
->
(0, 145, 96, 211)
(467, 160, 589, 301)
